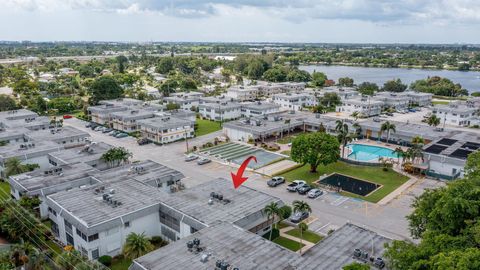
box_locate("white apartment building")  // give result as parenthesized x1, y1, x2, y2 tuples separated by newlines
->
(198, 102, 242, 121)
(110, 109, 155, 132)
(241, 102, 281, 118)
(373, 92, 411, 110)
(432, 102, 478, 127)
(137, 116, 195, 144)
(226, 85, 261, 101)
(337, 97, 384, 117)
(272, 93, 316, 111)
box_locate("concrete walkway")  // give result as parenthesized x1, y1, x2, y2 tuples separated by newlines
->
(377, 165, 421, 205)
(255, 159, 298, 177)
(279, 227, 317, 254)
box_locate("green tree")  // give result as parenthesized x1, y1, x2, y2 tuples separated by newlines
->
(335, 120, 355, 158)
(55, 250, 83, 270)
(410, 76, 467, 97)
(156, 57, 175, 74)
(263, 202, 282, 240)
(286, 68, 311, 82)
(0, 95, 17, 111)
(100, 147, 132, 168)
(116, 55, 128, 73)
(298, 222, 308, 255)
(382, 79, 407, 92)
(246, 60, 266, 79)
(338, 77, 354, 87)
(319, 93, 341, 110)
(263, 66, 287, 82)
(427, 114, 441, 127)
(4, 158, 28, 177)
(380, 121, 396, 143)
(291, 132, 340, 173)
(88, 76, 123, 105)
(311, 72, 327, 87)
(123, 232, 154, 260)
(357, 82, 379, 96)
(166, 103, 180, 111)
(47, 97, 76, 114)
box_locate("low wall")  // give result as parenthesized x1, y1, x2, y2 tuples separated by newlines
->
(339, 157, 385, 167)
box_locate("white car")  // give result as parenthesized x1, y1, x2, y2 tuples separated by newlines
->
(286, 180, 306, 192)
(307, 189, 323, 198)
(185, 154, 199, 162)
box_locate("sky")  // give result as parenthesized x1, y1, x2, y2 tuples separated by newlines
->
(1, 0, 480, 43)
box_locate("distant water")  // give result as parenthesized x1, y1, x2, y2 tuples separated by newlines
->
(299, 65, 480, 93)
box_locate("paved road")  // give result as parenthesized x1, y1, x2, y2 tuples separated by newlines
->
(65, 118, 444, 240)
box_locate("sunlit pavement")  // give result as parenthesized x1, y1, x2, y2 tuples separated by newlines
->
(65, 118, 445, 240)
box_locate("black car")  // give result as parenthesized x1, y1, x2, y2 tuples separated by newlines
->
(137, 138, 150, 145)
(289, 211, 309, 223)
(297, 184, 312, 195)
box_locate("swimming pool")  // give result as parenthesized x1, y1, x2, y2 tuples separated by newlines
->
(347, 144, 398, 162)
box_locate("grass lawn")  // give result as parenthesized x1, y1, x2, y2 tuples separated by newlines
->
(432, 100, 450, 105)
(110, 257, 132, 270)
(195, 119, 222, 136)
(273, 236, 304, 252)
(285, 228, 324, 244)
(277, 222, 290, 229)
(280, 150, 291, 156)
(0, 181, 11, 200)
(278, 162, 409, 203)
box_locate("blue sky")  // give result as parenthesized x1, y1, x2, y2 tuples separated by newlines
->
(1, 0, 480, 43)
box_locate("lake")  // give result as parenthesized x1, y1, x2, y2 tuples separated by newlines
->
(299, 65, 480, 93)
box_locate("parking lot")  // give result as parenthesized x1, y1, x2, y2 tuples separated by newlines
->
(64, 117, 445, 241)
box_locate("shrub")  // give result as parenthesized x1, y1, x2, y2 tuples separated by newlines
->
(262, 228, 279, 240)
(280, 205, 292, 220)
(150, 236, 166, 246)
(98, 255, 112, 266)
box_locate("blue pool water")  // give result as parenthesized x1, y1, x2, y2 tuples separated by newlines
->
(347, 144, 398, 162)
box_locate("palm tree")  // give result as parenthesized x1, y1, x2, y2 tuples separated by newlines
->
(101, 147, 132, 168)
(26, 249, 49, 270)
(352, 122, 362, 137)
(263, 202, 282, 240)
(298, 222, 308, 255)
(123, 232, 154, 260)
(380, 121, 396, 144)
(427, 114, 440, 127)
(293, 200, 312, 215)
(393, 147, 405, 164)
(335, 120, 354, 158)
(411, 136, 424, 145)
(4, 157, 28, 177)
(350, 111, 359, 121)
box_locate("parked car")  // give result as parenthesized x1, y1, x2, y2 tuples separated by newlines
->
(108, 130, 117, 136)
(290, 211, 309, 223)
(374, 258, 385, 269)
(267, 176, 285, 187)
(137, 138, 150, 145)
(386, 112, 394, 116)
(63, 115, 73, 119)
(307, 189, 323, 198)
(90, 124, 98, 130)
(85, 122, 92, 128)
(115, 133, 128, 138)
(197, 158, 211, 165)
(297, 184, 312, 195)
(286, 180, 306, 192)
(185, 154, 199, 161)
(94, 126, 103, 131)
(102, 128, 113, 133)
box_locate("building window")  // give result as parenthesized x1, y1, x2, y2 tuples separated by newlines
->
(159, 210, 180, 232)
(66, 233, 74, 246)
(88, 233, 99, 242)
(124, 222, 130, 228)
(91, 249, 99, 260)
(190, 227, 198, 234)
(76, 229, 87, 241)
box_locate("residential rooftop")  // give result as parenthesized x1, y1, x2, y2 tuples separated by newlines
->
(138, 117, 194, 131)
(159, 178, 282, 226)
(25, 126, 90, 143)
(130, 222, 392, 270)
(48, 142, 113, 166)
(0, 140, 60, 162)
(130, 222, 299, 270)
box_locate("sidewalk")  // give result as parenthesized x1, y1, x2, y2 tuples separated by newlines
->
(377, 165, 420, 205)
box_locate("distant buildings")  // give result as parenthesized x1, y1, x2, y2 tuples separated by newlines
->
(137, 116, 195, 144)
(431, 101, 478, 127)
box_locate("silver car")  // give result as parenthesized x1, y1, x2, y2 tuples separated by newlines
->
(307, 189, 323, 198)
(185, 155, 199, 162)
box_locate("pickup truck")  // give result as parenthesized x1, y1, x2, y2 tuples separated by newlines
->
(286, 180, 306, 192)
(267, 176, 285, 187)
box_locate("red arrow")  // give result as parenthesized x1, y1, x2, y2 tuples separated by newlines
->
(231, 156, 257, 189)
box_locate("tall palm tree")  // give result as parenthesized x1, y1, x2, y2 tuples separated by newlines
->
(352, 122, 362, 137)
(394, 147, 405, 165)
(350, 111, 359, 121)
(411, 136, 425, 145)
(298, 222, 308, 255)
(335, 120, 354, 158)
(380, 121, 396, 144)
(263, 202, 282, 240)
(4, 157, 28, 177)
(123, 232, 154, 260)
(293, 200, 312, 215)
